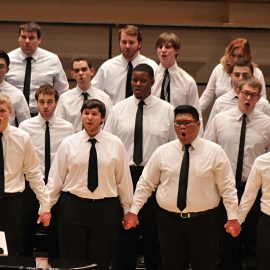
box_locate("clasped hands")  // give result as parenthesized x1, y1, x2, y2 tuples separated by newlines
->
(224, 219, 241, 237)
(122, 212, 139, 230)
(37, 212, 51, 227)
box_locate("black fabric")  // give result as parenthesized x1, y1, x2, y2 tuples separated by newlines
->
(160, 69, 170, 102)
(125, 61, 133, 98)
(133, 100, 144, 166)
(44, 121, 50, 183)
(88, 139, 98, 192)
(23, 57, 32, 104)
(235, 114, 247, 188)
(177, 144, 191, 211)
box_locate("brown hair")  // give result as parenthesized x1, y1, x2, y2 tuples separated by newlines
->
(19, 21, 42, 39)
(119, 25, 142, 43)
(35, 84, 59, 102)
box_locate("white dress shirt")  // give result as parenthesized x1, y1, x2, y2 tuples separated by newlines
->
(104, 95, 175, 165)
(204, 107, 270, 182)
(152, 63, 201, 110)
(19, 114, 74, 178)
(238, 152, 270, 223)
(92, 53, 158, 104)
(2, 125, 49, 211)
(199, 63, 266, 111)
(46, 129, 133, 213)
(207, 90, 270, 128)
(0, 80, 30, 125)
(55, 85, 113, 132)
(129, 136, 238, 220)
(6, 47, 68, 114)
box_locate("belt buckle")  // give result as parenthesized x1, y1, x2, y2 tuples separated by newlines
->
(180, 212, 190, 218)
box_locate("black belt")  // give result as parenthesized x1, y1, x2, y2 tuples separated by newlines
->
(63, 191, 117, 203)
(163, 207, 217, 219)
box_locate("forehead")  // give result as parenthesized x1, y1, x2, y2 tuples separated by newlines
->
(20, 30, 38, 38)
(72, 60, 88, 69)
(232, 66, 251, 74)
(120, 32, 138, 41)
(0, 102, 10, 110)
(132, 71, 150, 79)
(175, 113, 195, 121)
(0, 58, 7, 66)
(231, 47, 244, 55)
(38, 93, 55, 101)
(241, 84, 260, 93)
(83, 107, 101, 113)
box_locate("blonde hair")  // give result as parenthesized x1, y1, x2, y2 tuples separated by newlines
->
(0, 92, 12, 112)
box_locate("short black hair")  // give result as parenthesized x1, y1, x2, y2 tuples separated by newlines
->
(81, 99, 106, 118)
(230, 58, 254, 75)
(133, 64, 154, 79)
(174, 105, 199, 122)
(0, 50, 10, 67)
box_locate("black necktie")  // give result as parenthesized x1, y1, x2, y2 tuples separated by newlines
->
(235, 114, 247, 188)
(160, 69, 170, 102)
(88, 138, 98, 192)
(44, 121, 50, 183)
(126, 61, 133, 98)
(133, 100, 144, 165)
(23, 57, 32, 104)
(0, 133, 4, 196)
(81, 92, 89, 103)
(177, 144, 191, 211)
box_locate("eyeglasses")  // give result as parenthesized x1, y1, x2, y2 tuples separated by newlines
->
(174, 120, 197, 127)
(240, 90, 260, 98)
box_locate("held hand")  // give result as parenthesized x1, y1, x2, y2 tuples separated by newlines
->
(37, 212, 51, 227)
(122, 212, 139, 230)
(224, 219, 241, 237)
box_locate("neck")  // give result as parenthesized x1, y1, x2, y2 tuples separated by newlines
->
(78, 82, 91, 92)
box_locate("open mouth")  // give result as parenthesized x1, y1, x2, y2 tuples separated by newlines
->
(181, 132, 186, 137)
(245, 101, 250, 107)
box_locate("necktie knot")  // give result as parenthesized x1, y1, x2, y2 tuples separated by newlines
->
(45, 121, 49, 127)
(138, 100, 145, 107)
(26, 57, 32, 63)
(81, 92, 89, 102)
(183, 144, 191, 152)
(242, 114, 247, 120)
(89, 138, 97, 145)
(0, 133, 3, 138)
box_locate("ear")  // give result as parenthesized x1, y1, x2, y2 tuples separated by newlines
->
(89, 67, 95, 77)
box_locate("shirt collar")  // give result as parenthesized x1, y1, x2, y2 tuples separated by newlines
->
(179, 135, 200, 151)
(82, 128, 102, 143)
(159, 62, 177, 73)
(75, 85, 93, 96)
(120, 52, 141, 66)
(37, 113, 56, 126)
(19, 47, 39, 61)
(133, 94, 153, 106)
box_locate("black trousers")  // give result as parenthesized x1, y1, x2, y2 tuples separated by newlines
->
(222, 187, 261, 270)
(57, 192, 122, 270)
(257, 212, 270, 270)
(21, 181, 60, 258)
(0, 193, 23, 256)
(157, 207, 219, 270)
(112, 166, 163, 270)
